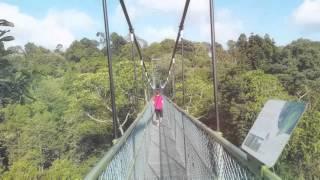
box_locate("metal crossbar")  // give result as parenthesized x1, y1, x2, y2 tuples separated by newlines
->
(85, 98, 281, 180)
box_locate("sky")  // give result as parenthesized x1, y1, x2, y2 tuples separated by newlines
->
(1, 0, 320, 49)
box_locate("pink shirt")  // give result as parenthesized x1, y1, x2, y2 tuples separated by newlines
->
(153, 95, 163, 110)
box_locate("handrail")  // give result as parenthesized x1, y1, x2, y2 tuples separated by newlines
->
(84, 102, 151, 180)
(165, 97, 281, 180)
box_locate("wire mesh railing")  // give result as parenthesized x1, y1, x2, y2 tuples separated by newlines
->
(164, 98, 256, 180)
(85, 98, 280, 180)
(84, 102, 154, 180)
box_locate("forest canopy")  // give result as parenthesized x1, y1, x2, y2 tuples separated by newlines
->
(0, 31, 319, 179)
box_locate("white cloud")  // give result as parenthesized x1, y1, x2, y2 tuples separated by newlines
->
(0, 2, 95, 49)
(138, 0, 184, 12)
(126, 0, 243, 45)
(109, 1, 146, 38)
(293, 0, 320, 30)
(0, 1, 244, 49)
(198, 9, 244, 45)
(142, 26, 176, 42)
(189, 2, 244, 45)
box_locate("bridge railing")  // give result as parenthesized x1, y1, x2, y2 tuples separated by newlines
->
(85, 101, 154, 180)
(164, 98, 280, 180)
(85, 98, 281, 180)
(164, 98, 254, 179)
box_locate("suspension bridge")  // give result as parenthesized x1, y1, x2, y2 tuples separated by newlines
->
(85, 98, 280, 180)
(85, 0, 282, 179)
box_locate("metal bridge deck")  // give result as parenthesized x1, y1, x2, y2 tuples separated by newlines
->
(147, 116, 186, 179)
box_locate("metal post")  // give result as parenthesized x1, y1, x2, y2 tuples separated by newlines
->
(209, 0, 220, 132)
(131, 33, 137, 105)
(142, 69, 147, 104)
(146, 81, 150, 101)
(182, 113, 188, 173)
(159, 112, 163, 180)
(172, 60, 175, 101)
(102, 0, 118, 138)
(174, 103, 176, 141)
(132, 132, 136, 180)
(181, 36, 185, 107)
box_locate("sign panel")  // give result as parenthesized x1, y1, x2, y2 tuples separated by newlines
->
(241, 99, 307, 167)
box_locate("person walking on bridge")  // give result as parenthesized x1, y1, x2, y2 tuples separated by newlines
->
(153, 89, 163, 126)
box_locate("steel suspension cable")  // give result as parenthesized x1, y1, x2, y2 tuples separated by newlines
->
(209, 0, 220, 132)
(172, 57, 175, 100)
(131, 33, 137, 105)
(181, 34, 185, 107)
(119, 0, 152, 86)
(168, 0, 190, 72)
(102, 0, 118, 138)
(162, 0, 190, 89)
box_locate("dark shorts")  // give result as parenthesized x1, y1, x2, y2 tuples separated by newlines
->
(155, 109, 163, 119)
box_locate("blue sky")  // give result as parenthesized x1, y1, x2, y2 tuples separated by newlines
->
(1, 0, 320, 49)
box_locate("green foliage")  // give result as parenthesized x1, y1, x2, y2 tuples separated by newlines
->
(65, 38, 102, 62)
(276, 110, 320, 179)
(176, 69, 213, 117)
(44, 159, 81, 179)
(271, 39, 320, 111)
(110, 32, 127, 56)
(221, 70, 291, 144)
(2, 150, 42, 180)
(0, 32, 319, 179)
(0, 34, 159, 179)
(223, 34, 320, 178)
(0, 48, 32, 106)
(2, 159, 40, 180)
(70, 70, 112, 123)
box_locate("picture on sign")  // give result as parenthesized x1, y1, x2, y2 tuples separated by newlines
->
(241, 99, 307, 167)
